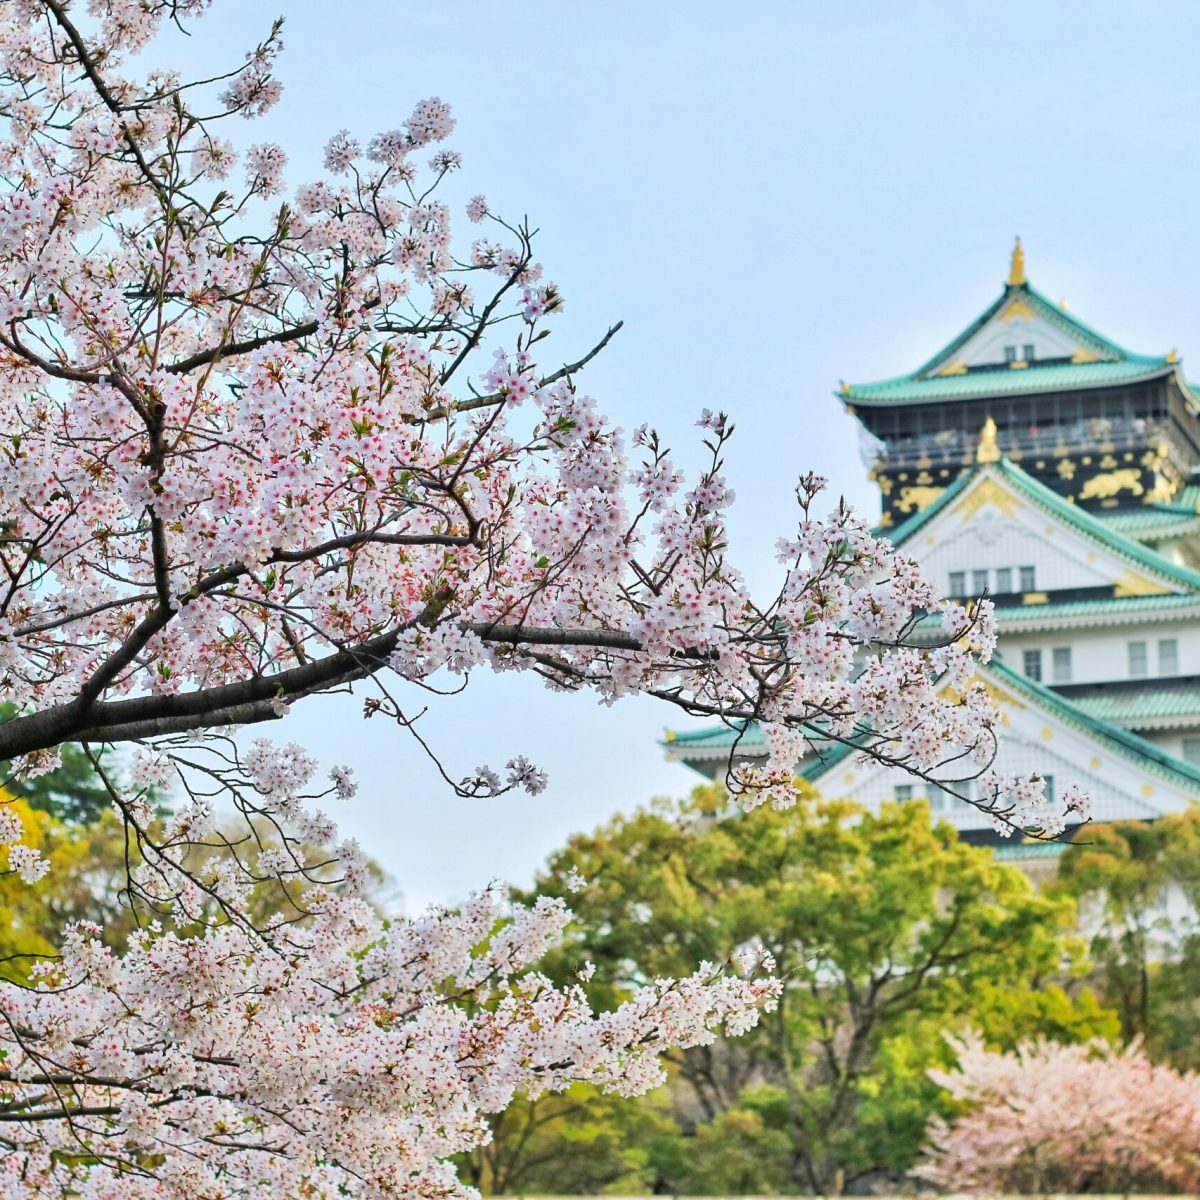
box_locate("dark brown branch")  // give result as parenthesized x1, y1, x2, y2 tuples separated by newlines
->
(43, 0, 158, 187)
(0, 615, 663, 756)
(164, 316, 320, 375)
(424, 322, 624, 420)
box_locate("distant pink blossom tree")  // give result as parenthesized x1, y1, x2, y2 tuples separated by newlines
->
(921, 1035, 1200, 1194)
(0, 2, 1084, 1195)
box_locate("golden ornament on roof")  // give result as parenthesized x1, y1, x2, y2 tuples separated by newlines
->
(1007, 237, 1026, 286)
(976, 416, 1001, 463)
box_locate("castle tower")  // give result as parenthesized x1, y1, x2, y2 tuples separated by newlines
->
(663, 248, 1200, 844)
(842, 241, 1200, 530)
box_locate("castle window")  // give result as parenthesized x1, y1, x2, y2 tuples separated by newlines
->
(894, 784, 913, 802)
(1004, 345, 1017, 363)
(972, 569, 989, 594)
(1128, 641, 1148, 677)
(1023, 343, 1036, 362)
(1052, 646, 1073, 683)
(1044, 774, 1055, 806)
(1158, 638, 1180, 676)
(949, 571, 965, 595)
(995, 567, 1013, 592)
(1023, 649, 1043, 681)
(934, 782, 972, 811)
(1184, 737, 1200, 765)
(1019, 565, 1037, 591)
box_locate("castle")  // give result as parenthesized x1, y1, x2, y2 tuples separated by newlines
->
(664, 244, 1200, 851)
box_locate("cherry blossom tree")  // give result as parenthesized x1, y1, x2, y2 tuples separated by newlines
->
(920, 1035, 1200, 1193)
(0, 2, 1084, 1196)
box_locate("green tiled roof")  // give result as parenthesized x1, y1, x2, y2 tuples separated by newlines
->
(841, 281, 1175, 408)
(883, 456, 1200, 594)
(844, 359, 1171, 407)
(664, 722, 759, 752)
(1100, 509, 1200, 535)
(1070, 685, 1200, 729)
(902, 594, 1200, 641)
(661, 718, 853, 780)
(989, 593, 1200, 628)
(921, 281, 1139, 373)
(994, 842, 1070, 861)
(1099, 484, 1200, 537)
(985, 656, 1200, 790)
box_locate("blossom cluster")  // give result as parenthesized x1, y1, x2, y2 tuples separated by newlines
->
(0, 2, 1066, 834)
(1, 888, 779, 1198)
(921, 1035, 1200, 1193)
(0, 3, 1085, 1195)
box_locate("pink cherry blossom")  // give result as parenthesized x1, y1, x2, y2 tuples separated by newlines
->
(922, 1035, 1200, 1193)
(0, 4, 1084, 1195)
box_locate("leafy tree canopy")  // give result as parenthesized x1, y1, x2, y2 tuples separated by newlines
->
(1054, 809, 1200, 1063)
(517, 784, 1115, 1193)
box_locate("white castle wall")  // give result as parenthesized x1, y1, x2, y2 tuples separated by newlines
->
(995, 623, 1200, 686)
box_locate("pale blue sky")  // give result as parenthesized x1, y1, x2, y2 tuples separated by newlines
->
(165, 2, 1200, 908)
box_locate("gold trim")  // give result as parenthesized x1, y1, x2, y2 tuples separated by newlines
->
(1001, 297, 1034, 323)
(895, 485, 945, 514)
(1113, 571, 1172, 598)
(940, 674, 1023, 719)
(1021, 591, 1049, 605)
(953, 475, 1021, 520)
(976, 417, 1000, 463)
(1008, 237, 1026, 286)
(1078, 468, 1143, 502)
(1144, 472, 1178, 505)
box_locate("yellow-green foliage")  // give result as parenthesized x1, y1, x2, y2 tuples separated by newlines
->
(0, 793, 133, 981)
(509, 783, 1116, 1194)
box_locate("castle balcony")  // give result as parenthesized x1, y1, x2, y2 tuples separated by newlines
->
(868, 414, 1176, 473)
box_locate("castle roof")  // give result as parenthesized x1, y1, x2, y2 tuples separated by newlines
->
(662, 451, 1200, 815)
(839, 244, 1197, 408)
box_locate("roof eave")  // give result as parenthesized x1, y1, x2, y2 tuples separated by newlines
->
(843, 363, 1174, 408)
(995, 600, 1200, 633)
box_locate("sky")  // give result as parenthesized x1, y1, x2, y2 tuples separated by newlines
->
(153, 1, 1200, 910)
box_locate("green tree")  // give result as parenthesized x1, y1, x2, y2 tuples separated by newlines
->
(0, 794, 136, 981)
(1054, 808, 1200, 1063)
(522, 784, 1114, 1194)
(457, 1085, 679, 1196)
(673, 1086, 795, 1195)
